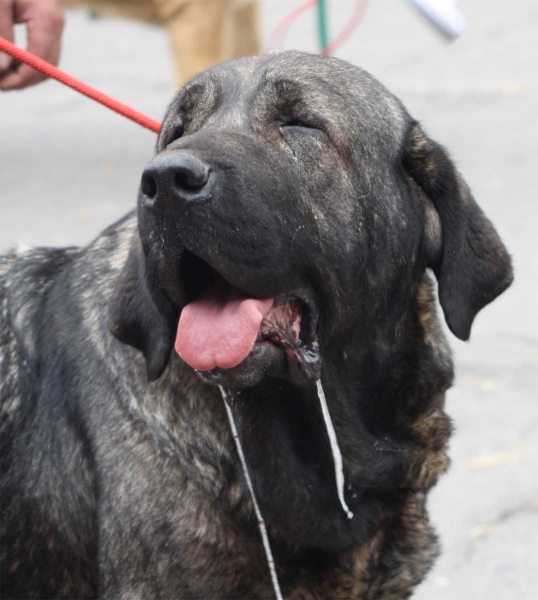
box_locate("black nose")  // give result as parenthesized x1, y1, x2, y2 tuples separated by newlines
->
(141, 151, 211, 211)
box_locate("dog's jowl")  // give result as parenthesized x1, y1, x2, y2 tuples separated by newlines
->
(0, 51, 512, 599)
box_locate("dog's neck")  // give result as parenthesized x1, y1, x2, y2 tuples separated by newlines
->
(223, 284, 451, 553)
(117, 273, 453, 555)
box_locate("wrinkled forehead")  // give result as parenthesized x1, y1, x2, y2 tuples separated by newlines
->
(160, 52, 409, 151)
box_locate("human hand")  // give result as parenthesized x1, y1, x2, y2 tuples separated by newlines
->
(0, 0, 65, 90)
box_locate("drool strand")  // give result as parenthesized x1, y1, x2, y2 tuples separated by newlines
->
(219, 386, 284, 600)
(316, 379, 354, 520)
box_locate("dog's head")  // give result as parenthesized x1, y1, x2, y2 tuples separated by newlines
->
(110, 51, 512, 388)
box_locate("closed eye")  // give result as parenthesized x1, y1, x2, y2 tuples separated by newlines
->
(280, 119, 329, 143)
(282, 119, 321, 131)
(162, 121, 185, 148)
(170, 122, 185, 142)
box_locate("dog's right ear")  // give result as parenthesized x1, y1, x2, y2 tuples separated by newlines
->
(108, 239, 176, 381)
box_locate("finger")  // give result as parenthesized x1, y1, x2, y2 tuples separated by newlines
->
(27, 2, 65, 65)
(0, 0, 15, 72)
(0, 62, 44, 90)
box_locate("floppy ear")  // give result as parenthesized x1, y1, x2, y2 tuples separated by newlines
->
(108, 238, 177, 381)
(403, 122, 513, 340)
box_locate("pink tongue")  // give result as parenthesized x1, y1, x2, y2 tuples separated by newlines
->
(175, 280, 274, 371)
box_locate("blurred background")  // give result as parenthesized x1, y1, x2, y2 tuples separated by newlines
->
(1, 1, 537, 598)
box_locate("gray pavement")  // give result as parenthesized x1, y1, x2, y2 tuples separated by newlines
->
(1, 1, 537, 597)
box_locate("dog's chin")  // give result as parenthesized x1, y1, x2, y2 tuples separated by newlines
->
(194, 340, 321, 389)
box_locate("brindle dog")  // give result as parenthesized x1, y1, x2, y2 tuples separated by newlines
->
(0, 51, 512, 599)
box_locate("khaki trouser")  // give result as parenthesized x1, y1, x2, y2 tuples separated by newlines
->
(65, 0, 261, 85)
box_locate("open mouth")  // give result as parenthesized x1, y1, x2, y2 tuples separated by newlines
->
(175, 249, 321, 385)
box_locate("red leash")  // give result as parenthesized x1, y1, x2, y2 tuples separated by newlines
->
(0, 36, 162, 134)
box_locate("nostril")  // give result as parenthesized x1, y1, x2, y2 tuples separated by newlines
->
(141, 173, 157, 199)
(174, 165, 209, 192)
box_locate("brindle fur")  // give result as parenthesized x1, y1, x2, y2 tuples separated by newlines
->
(1, 51, 512, 599)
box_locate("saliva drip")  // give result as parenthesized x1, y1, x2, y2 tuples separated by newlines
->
(316, 379, 354, 520)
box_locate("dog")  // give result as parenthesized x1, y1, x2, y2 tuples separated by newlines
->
(0, 51, 512, 599)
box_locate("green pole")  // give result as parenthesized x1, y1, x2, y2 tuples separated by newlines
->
(317, 0, 329, 52)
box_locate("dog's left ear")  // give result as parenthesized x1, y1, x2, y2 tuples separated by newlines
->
(109, 238, 176, 381)
(403, 122, 513, 340)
